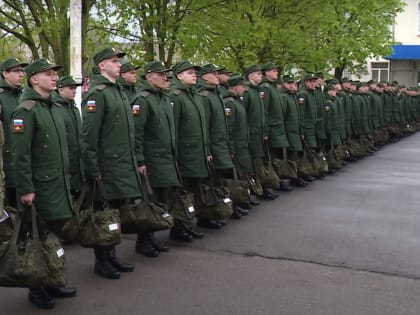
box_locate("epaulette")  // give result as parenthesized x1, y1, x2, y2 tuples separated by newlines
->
(95, 84, 106, 91)
(53, 102, 62, 107)
(262, 82, 270, 88)
(199, 90, 210, 97)
(139, 91, 150, 98)
(172, 89, 182, 95)
(20, 100, 36, 111)
(224, 96, 235, 103)
(0, 88, 4, 93)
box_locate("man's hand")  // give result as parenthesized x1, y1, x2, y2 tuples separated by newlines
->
(21, 193, 35, 205)
(207, 154, 213, 162)
(138, 165, 147, 175)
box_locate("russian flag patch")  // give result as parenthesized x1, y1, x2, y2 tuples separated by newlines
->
(132, 104, 140, 116)
(12, 119, 24, 133)
(87, 100, 96, 112)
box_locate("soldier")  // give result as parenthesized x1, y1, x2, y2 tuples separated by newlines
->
(195, 64, 244, 219)
(314, 72, 327, 154)
(297, 73, 319, 181)
(119, 61, 140, 102)
(51, 76, 84, 198)
(279, 74, 307, 187)
(260, 62, 292, 191)
(216, 66, 231, 98)
(169, 61, 218, 229)
(11, 59, 76, 309)
(0, 58, 28, 207)
(243, 64, 278, 199)
(81, 47, 140, 279)
(132, 61, 200, 251)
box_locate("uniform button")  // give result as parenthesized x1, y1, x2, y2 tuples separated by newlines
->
(113, 154, 118, 158)
(44, 145, 47, 148)
(46, 134, 49, 137)
(45, 175, 49, 179)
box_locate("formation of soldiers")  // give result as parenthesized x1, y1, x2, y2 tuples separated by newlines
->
(0, 47, 419, 310)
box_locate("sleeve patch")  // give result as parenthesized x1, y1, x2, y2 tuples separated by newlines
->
(132, 104, 141, 116)
(298, 97, 305, 104)
(12, 118, 24, 133)
(224, 107, 231, 117)
(86, 100, 96, 112)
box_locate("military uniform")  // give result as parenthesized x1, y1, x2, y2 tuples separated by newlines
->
(0, 58, 28, 207)
(119, 61, 140, 103)
(11, 59, 76, 309)
(297, 73, 318, 149)
(52, 76, 84, 194)
(81, 47, 139, 279)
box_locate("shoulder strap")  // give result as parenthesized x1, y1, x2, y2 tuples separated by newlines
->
(95, 84, 106, 91)
(199, 90, 210, 97)
(172, 89, 181, 95)
(139, 91, 150, 98)
(20, 100, 36, 111)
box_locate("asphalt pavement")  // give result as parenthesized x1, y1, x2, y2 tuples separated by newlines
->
(1, 133, 420, 314)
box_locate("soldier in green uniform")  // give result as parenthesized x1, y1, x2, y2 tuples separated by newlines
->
(217, 66, 231, 98)
(51, 76, 84, 197)
(119, 61, 140, 103)
(314, 72, 327, 154)
(243, 64, 277, 199)
(132, 61, 200, 251)
(81, 47, 140, 279)
(0, 58, 28, 207)
(324, 85, 342, 150)
(11, 59, 76, 309)
(297, 73, 319, 181)
(260, 62, 292, 191)
(169, 61, 219, 228)
(279, 74, 308, 187)
(195, 64, 244, 219)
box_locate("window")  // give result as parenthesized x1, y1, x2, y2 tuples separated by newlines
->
(371, 62, 389, 82)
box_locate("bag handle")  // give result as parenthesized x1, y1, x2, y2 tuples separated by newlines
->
(9, 207, 23, 246)
(30, 204, 40, 241)
(282, 147, 289, 162)
(263, 141, 272, 162)
(140, 173, 155, 203)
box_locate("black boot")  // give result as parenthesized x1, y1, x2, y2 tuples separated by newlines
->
(45, 286, 77, 298)
(108, 246, 135, 272)
(135, 233, 159, 257)
(170, 228, 193, 242)
(94, 247, 120, 279)
(149, 233, 170, 252)
(278, 179, 293, 192)
(28, 288, 55, 309)
(185, 228, 205, 239)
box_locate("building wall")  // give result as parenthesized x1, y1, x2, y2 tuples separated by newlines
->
(394, 0, 420, 43)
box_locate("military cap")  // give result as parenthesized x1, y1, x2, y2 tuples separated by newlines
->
(326, 78, 339, 85)
(120, 61, 140, 73)
(144, 61, 171, 74)
(367, 79, 376, 85)
(282, 74, 295, 83)
(227, 74, 249, 87)
(25, 58, 63, 79)
(303, 73, 319, 81)
(216, 66, 231, 74)
(0, 58, 28, 72)
(315, 72, 324, 79)
(262, 62, 278, 72)
(243, 64, 261, 77)
(391, 80, 399, 86)
(199, 63, 218, 76)
(339, 77, 350, 83)
(172, 61, 200, 75)
(93, 47, 126, 66)
(356, 81, 368, 88)
(57, 75, 82, 88)
(324, 84, 337, 92)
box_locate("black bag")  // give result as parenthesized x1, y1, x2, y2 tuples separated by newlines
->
(0, 205, 66, 288)
(119, 174, 174, 234)
(221, 168, 250, 204)
(171, 189, 196, 230)
(272, 147, 298, 179)
(69, 181, 122, 248)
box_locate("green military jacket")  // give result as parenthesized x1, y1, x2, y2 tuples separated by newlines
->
(360, 93, 372, 134)
(335, 90, 347, 141)
(314, 87, 327, 141)
(169, 79, 209, 178)
(325, 95, 342, 146)
(118, 77, 138, 104)
(81, 75, 142, 200)
(195, 79, 233, 170)
(260, 78, 289, 149)
(11, 87, 73, 221)
(382, 91, 393, 125)
(297, 86, 317, 148)
(242, 83, 267, 158)
(369, 91, 382, 129)
(0, 78, 22, 188)
(339, 89, 354, 137)
(279, 87, 302, 151)
(131, 82, 181, 188)
(51, 91, 84, 192)
(223, 92, 253, 173)
(351, 92, 363, 136)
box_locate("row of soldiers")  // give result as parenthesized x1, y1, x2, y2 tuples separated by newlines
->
(0, 47, 419, 309)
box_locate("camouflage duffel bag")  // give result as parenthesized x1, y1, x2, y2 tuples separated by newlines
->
(0, 207, 16, 243)
(0, 205, 66, 288)
(221, 168, 250, 204)
(171, 189, 196, 230)
(197, 184, 233, 220)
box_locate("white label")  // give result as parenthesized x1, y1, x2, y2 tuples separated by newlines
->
(0, 210, 9, 223)
(223, 197, 232, 204)
(56, 248, 65, 258)
(188, 206, 195, 213)
(109, 223, 119, 231)
(162, 213, 170, 218)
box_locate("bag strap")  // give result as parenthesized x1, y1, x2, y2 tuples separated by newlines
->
(282, 147, 288, 162)
(9, 207, 23, 246)
(30, 204, 40, 241)
(141, 173, 155, 203)
(263, 141, 272, 162)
